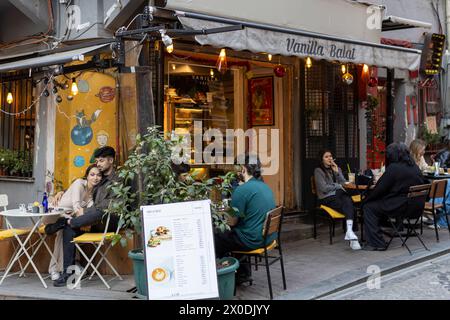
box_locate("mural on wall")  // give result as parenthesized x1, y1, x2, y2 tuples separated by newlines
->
(96, 86, 116, 103)
(54, 71, 117, 188)
(71, 109, 102, 146)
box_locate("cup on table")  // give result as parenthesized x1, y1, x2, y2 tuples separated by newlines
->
(19, 204, 26, 213)
(348, 173, 355, 184)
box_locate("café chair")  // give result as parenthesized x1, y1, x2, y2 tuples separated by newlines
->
(311, 177, 346, 244)
(232, 206, 286, 300)
(71, 213, 123, 289)
(423, 179, 449, 242)
(385, 184, 431, 255)
(0, 194, 29, 277)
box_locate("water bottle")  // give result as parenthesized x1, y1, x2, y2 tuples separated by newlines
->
(42, 192, 48, 213)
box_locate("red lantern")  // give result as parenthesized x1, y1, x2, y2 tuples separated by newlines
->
(368, 77, 378, 87)
(274, 65, 286, 77)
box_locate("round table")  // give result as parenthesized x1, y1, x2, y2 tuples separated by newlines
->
(0, 209, 68, 288)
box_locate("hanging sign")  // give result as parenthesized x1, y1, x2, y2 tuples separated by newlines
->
(141, 200, 219, 300)
(179, 17, 421, 71)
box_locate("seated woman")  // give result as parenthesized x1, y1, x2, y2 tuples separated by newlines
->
(214, 154, 276, 284)
(409, 139, 430, 171)
(362, 142, 424, 250)
(314, 150, 361, 250)
(43, 164, 103, 281)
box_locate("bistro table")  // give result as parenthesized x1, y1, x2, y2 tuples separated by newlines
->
(422, 172, 450, 180)
(0, 208, 68, 288)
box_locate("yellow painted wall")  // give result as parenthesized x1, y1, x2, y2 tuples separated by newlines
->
(54, 71, 117, 189)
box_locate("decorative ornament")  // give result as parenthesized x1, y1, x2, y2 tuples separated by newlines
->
(67, 95, 74, 101)
(342, 72, 354, 85)
(95, 86, 116, 103)
(274, 65, 286, 77)
(368, 76, 378, 87)
(56, 95, 63, 103)
(73, 156, 86, 168)
(71, 109, 102, 146)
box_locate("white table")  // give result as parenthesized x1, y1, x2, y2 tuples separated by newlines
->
(0, 209, 65, 288)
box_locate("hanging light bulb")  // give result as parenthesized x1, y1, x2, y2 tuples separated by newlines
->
(216, 48, 228, 74)
(210, 69, 215, 77)
(268, 54, 273, 61)
(306, 57, 312, 68)
(342, 65, 354, 85)
(6, 92, 13, 104)
(363, 64, 369, 74)
(172, 64, 176, 70)
(160, 29, 174, 53)
(71, 78, 79, 96)
(341, 64, 346, 74)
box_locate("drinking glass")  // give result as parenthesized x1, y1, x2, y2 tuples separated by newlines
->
(19, 204, 26, 213)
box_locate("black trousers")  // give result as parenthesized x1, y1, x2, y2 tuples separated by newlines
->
(363, 201, 406, 248)
(62, 209, 119, 271)
(214, 229, 252, 277)
(320, 189, 355, 221)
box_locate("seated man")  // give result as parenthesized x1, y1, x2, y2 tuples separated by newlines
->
(214, 154, 276, 284)
(53, 146, 120, 287)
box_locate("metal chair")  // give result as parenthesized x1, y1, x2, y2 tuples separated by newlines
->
(311, 177, 346, 244)
(232, 206, 286, 300)
(385, 184, 431, 255)
(423, 179, 449, 242)
(72, 213, 123, 289)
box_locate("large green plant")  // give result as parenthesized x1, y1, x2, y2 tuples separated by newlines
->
(107, 127, 237, 247)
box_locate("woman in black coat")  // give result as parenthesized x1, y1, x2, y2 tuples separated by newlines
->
(362, 142, 425, 250)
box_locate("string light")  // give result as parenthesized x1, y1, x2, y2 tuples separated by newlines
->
(160, 29, 174, 53)
(306, 57, 312, 68)
(210, 69, 215, 77)
(216, 48, 228, 74)
(268, 54, 273, 61)
(341, 64, 346, 74)
(71, 78, 79, 96)
(6, 92, 13, 104)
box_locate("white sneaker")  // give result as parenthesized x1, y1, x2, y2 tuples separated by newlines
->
(350, 240, 362, 250)
(51, 271, 60, 281)
(344, 231, 358, 241)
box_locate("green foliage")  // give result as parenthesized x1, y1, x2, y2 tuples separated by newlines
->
(106, 126, 238, 247)
(0, 149, 32, 176)
(421, 126, 441, 145)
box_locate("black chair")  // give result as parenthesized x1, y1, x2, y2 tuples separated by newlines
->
(385, 184, 431, 255)
(232, 206, 286, 300)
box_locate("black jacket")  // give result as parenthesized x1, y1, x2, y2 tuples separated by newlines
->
(364, 162, 424, 213)
(434, 149, 450, 168)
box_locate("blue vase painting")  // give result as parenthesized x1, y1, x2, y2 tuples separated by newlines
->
(71, 109, 102, 146)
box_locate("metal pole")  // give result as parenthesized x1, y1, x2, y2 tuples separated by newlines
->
(386, 68, 394, 145)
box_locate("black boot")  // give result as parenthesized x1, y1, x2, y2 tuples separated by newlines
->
(53, 272, 70, 287)
(45, 217, 67, 235)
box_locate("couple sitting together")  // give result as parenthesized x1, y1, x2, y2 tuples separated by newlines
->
(43, 146, 120, 287)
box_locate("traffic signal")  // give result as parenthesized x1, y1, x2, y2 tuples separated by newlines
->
(420, 33, 446, 75)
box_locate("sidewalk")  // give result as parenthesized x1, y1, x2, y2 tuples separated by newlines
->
(0, 223, 448, 300)
(235, 223, 450, 300)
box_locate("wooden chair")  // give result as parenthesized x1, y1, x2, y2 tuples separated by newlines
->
(423, 179, 449, 242)
(232, 207, 286, 300)
(311, 177, 346, 244)
(385, 184, 431, 255)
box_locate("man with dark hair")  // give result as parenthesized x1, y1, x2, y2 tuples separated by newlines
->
(53, 146, 120, 287)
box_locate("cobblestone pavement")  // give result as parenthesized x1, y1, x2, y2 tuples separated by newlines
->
(320, 253, 450, 300)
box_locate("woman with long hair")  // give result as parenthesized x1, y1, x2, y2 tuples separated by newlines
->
(43, 164, 103, 281)
(362, 142, 424, 250)
(409, 139, 429, 171)
(314, 150, 361, 250)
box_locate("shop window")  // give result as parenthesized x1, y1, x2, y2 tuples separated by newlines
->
(0, 79, 34, 178)
(165, 62, 235, 176)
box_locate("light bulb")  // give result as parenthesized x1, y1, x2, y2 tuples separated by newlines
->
(216, 49, 228, 74)
(160, 30, 174, 53)
(210, 69, 215, 77)
(268, 54, 273, 61)
(71, 78, 79, 96)
(172, 64, 176, 70)
(166, 44, 174, 53)
(6, 92, 13, 104)
(306, 57, 312, 68)
(363, 64, 369, 73)
(341, 64, 346, 74)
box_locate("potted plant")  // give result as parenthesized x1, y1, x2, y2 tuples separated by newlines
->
(107, 126, 239, 299)
(0, 149, 15, 177)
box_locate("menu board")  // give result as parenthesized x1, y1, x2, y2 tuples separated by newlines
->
(141, 200, 219, 300)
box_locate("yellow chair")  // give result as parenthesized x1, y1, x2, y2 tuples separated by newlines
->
(71, 213, 123, 289)
(311, 177, 348, 244)
(232, 206, 286, 300)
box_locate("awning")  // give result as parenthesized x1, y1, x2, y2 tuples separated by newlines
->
(175, 11, 422, 71)
(0, 43, 112, 73)
(382, 16, 432, 32)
